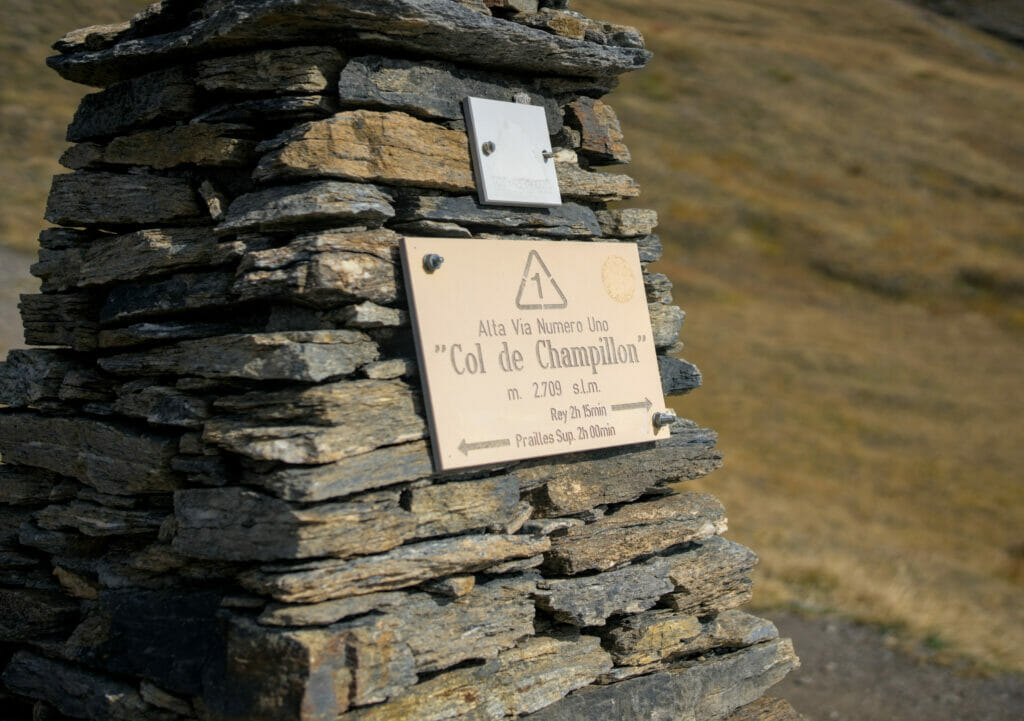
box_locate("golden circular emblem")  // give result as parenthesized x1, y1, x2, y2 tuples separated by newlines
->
(601, 255, 635, 303)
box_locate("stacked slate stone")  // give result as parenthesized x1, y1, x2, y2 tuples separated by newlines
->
(0, 1, 799, 720)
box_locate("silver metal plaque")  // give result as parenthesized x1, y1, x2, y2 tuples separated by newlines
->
(401, 236, 671, 471)
(463, 96, 562, 208)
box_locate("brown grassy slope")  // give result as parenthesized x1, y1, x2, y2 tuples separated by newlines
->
(577, 0, 1024, 671)
(0, 0, 151, 252)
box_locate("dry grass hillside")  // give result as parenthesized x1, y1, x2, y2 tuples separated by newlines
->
(577, 0, 1024, 673)
(0, 0, 1021, 673)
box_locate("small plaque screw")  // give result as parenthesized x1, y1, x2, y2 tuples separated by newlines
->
(652, 411, 677, 429)
(541, 150, 554, 162)
(423, 253, 445, 273)
(482, 141, 496, 156)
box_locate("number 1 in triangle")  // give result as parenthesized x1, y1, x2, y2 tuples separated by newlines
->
(515, 250, 568, 310)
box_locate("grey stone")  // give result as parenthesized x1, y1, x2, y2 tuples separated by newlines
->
(340, 301, 408, 329)
(660, 355, 703, 395)
(663, 536, 758, 616)
(35, 501, 168, 537)
(0, 413, 181, 495)
(520, 420, 722, 515)
(97, 320, 242, 350)
(240, 534, 550, 603)
(32, 228, 265, 293)
(205, 379, 426, 465)
(46, 171, 204, 228)
(243, 441, 433, 502)
(0, 589, 80, 642)
(338, 55, 562, 129)
(193, 94, 340, 124)
(258, 591, 411, 627)
(100, 271, 236, 324)
(173, 487, 414, 561)
(217, 181, 394, 235)
(534, 556, 674, 627)
(61, 124, 258, 171)
(1, 651, 178, 721)
(595, 208, 659, 237)
(99, 330, 379, 382)
(113, 383, 210, 428)
(408, 475, 520, 538)
(48, 0, 651, 87)
(341, 633, 611, 721)
(555, 161, 640, 202)
(233, 228, 403, 308)
(212, 613, 416, 718)
(645, 271, 674, 303)
(0, 466, 79, 506)
(0, 349, 79, 407)
(66, 67, 195, 142)
(396, 195, 602, 238)
(19, 293, 100, 351)
(522, 639, 799, 721)
(196, 46, 345, 95)
(650, 303, 686, 350)
(544, 492, 728, 575)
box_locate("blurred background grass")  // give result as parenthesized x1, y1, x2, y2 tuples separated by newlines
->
(1, 0, 1022, 674)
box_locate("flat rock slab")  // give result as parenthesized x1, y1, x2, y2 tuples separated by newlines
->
(174, 487, 414, 562)
(32, 228, 264, 293)
(664, 535, 759, 616)
(0, 349, 78, 408)
(544, 492, 728, 574)
(46, 171, 204, 228)
(0, 466, 78, 506)
(49, 0, 650, 87)
(66, 66, 195, 142)
(205, 379, 426, 464)
(522, 638, 799, 721)
(535, 555, 675, 627)
(233, 228, 402, 308)
(602, 609, 778, 669)
(242, 440, 433, 502)
(100, 271, 235, 325)
(217, 181, 394, 235)
(240, 534, 550, 603)
(396, 195, 602, 238)
(0, 413, 181, 495)
(254, 110, 475, 190)
(195, 46, 345, 95)
(99, 330, 379, 382)
(337, 55, 562, 129)
(340, 633, 612, 721)
(35, 501, 167, 538)
(1, 651, 178, 721)
(61, 124, 257, 170)
(520, 419, 722, 515)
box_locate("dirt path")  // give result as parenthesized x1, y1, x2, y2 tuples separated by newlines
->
(769, 611, 1024, 720)
(0, 246, 35, 357)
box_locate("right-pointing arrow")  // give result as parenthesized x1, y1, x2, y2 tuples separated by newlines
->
(611, 397, 653, 412)
(459, 437, 512, 455)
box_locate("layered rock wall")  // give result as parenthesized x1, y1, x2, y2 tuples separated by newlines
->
(0, 1, 798, 719)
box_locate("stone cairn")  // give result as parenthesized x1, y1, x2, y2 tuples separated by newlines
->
(0, 1, 800, 720)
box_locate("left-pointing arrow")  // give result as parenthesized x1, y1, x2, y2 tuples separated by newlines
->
(459, 438, 512, 455)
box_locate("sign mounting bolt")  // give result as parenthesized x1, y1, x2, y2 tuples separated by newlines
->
(423, 253, 445, 273)
(482, 141, 496, 156)
(652, 410, 677, 429)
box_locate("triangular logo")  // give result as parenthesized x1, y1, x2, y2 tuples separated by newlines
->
(515, 250, 568, 310)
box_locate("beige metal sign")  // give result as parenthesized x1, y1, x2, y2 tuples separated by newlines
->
(401, 237, 671, 471)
